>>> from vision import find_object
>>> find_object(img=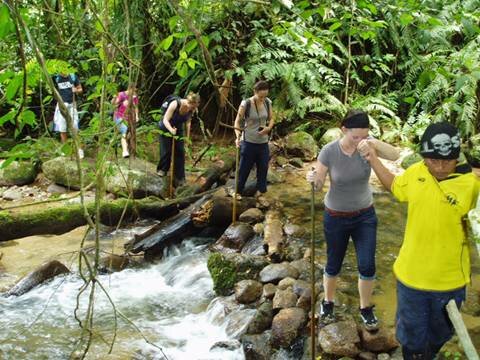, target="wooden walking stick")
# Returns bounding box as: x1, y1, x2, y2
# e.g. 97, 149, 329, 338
232, 143, 240, 224
309, 167, 317, 359
169, 136, 176, 198
446, 300, 479, 360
